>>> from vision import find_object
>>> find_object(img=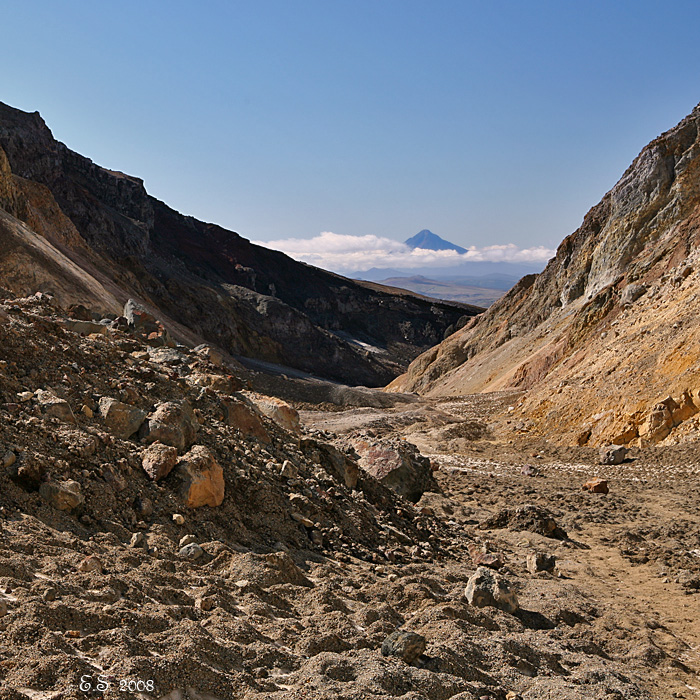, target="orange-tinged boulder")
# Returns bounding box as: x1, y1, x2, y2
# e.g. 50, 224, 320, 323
178, 445, 224, 508
582, 478, 609, 494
